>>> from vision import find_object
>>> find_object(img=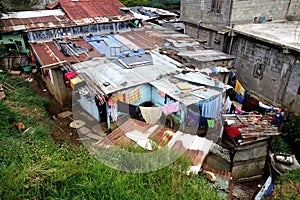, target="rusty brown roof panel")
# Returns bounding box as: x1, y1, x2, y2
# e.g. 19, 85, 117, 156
59, 0, 125, 20
30, 38, 103, 66
97, 118, 176, 149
